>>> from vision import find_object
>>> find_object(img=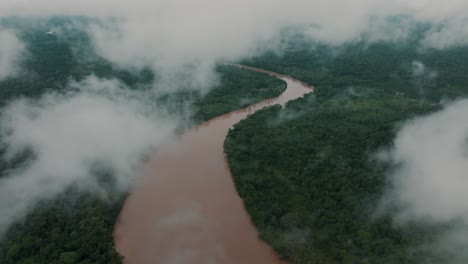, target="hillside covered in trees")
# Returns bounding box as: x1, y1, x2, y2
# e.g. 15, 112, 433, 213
244, 38, 468, 103
225, 91, 439, 263
225, 38, 468, 263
